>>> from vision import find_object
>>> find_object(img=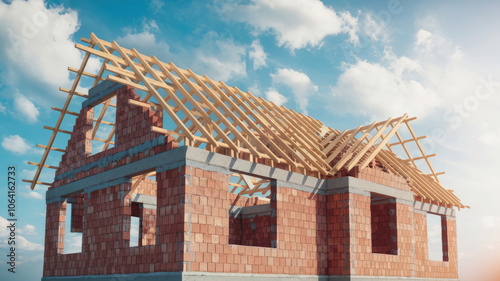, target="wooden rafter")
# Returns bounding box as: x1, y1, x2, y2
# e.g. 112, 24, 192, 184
27, 33, 466, 209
